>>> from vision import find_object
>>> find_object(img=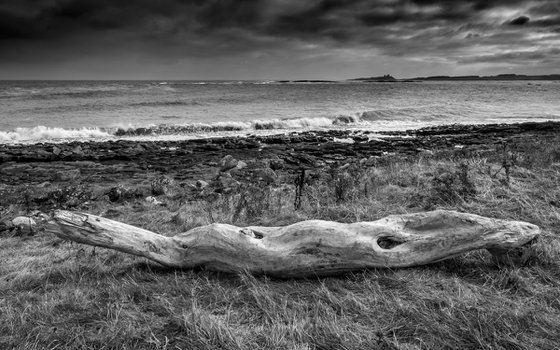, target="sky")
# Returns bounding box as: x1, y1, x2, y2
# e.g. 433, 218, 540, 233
0, 0, 559, 80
